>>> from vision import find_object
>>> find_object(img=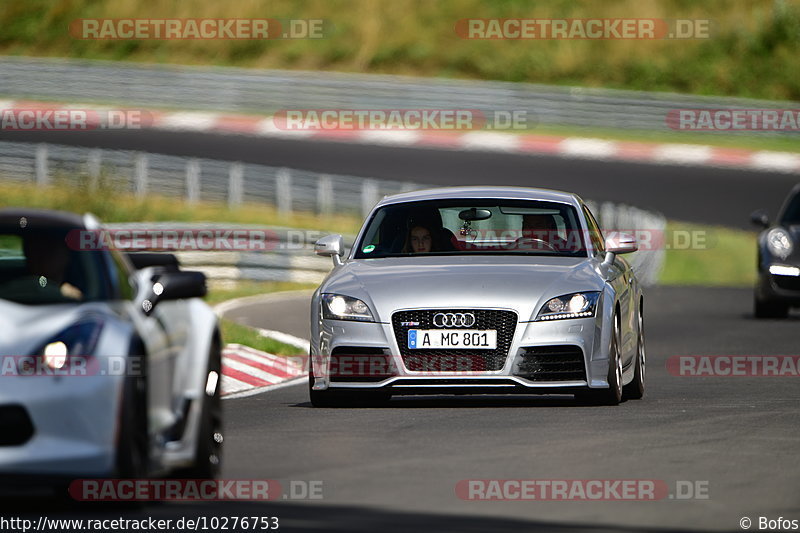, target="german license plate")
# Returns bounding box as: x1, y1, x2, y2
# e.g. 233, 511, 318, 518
408, 329, 497, 349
